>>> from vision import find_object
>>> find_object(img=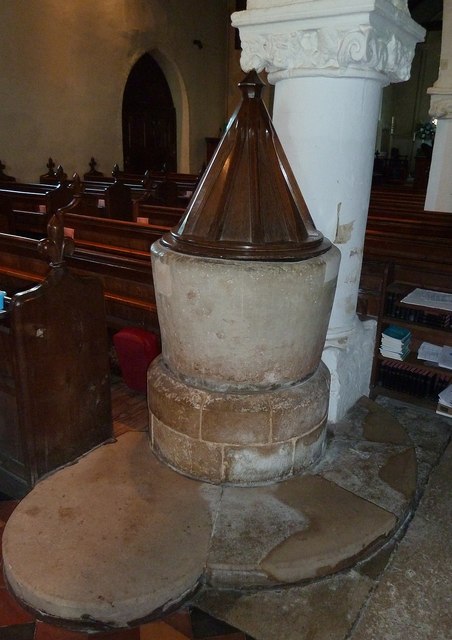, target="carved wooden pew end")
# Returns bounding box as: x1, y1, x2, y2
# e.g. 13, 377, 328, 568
0, 212, 113, 498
